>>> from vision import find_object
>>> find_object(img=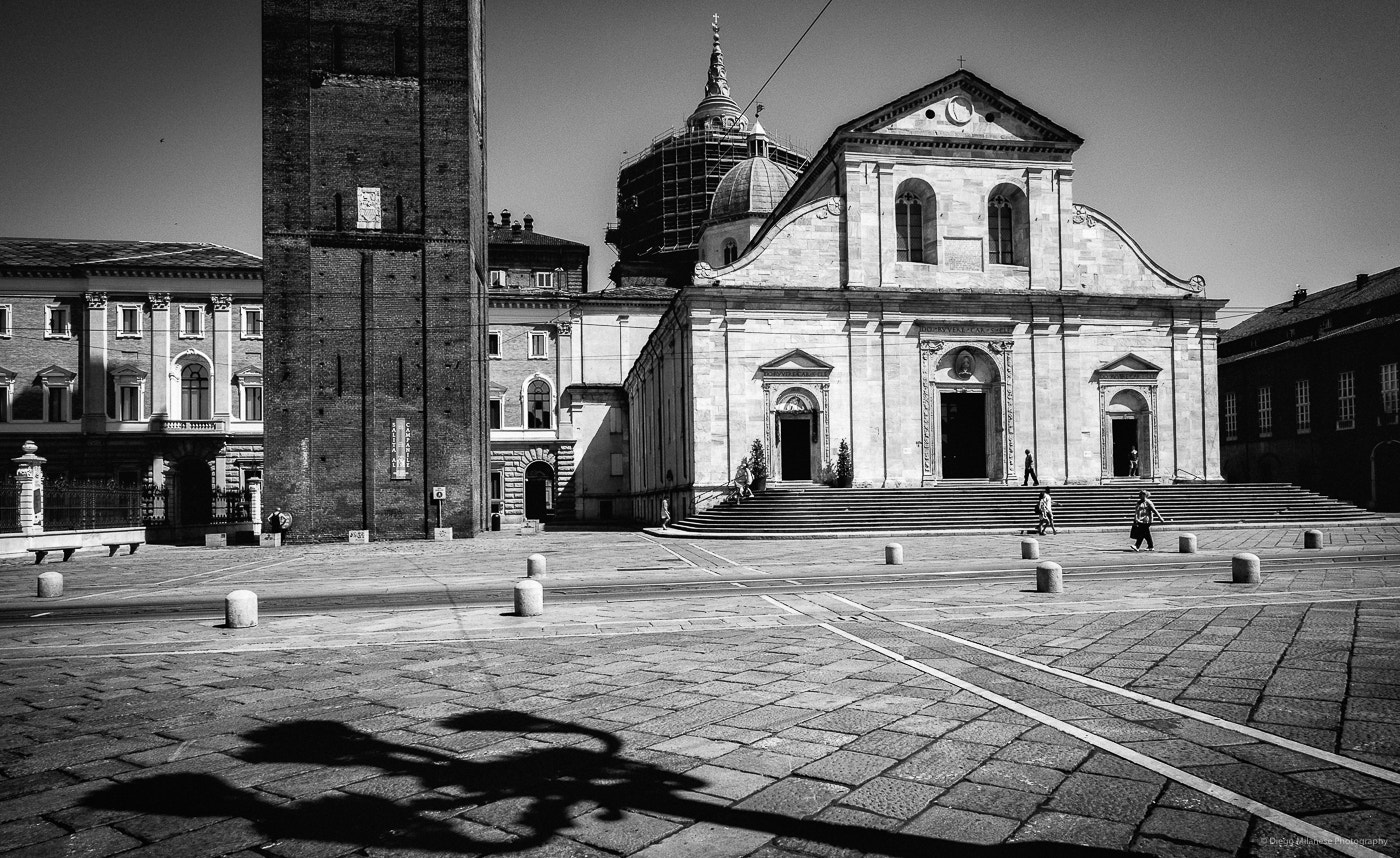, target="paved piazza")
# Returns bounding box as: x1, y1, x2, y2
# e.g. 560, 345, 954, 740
2, 525, 1399, 857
